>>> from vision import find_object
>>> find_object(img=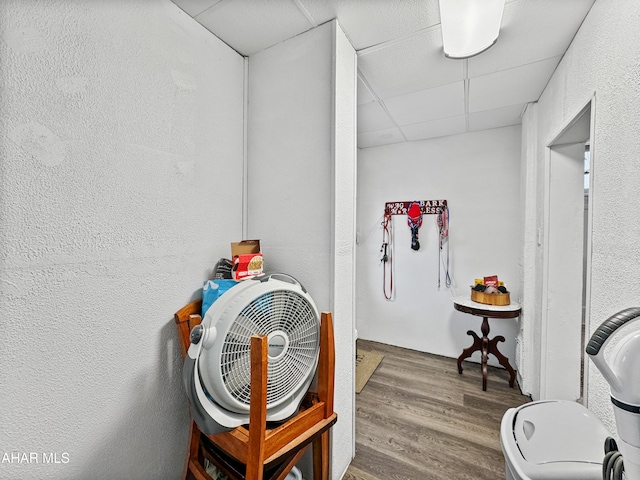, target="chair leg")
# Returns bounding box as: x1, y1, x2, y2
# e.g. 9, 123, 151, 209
312, 430, 330, 480
183, 422, 200, 480
318, 312, 335, 417
246, 335, 268, 480
184, 421, 214, 480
